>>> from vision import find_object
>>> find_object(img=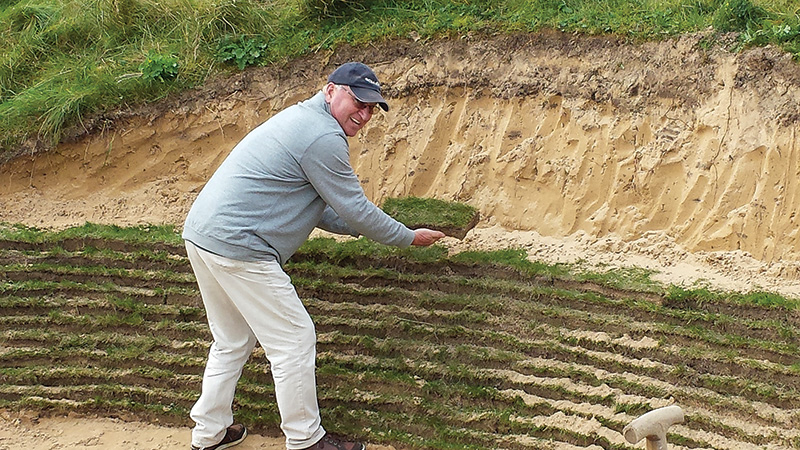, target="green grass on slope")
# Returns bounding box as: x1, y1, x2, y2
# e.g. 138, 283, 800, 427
1, 0, 800, 157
